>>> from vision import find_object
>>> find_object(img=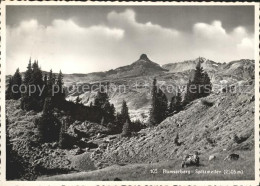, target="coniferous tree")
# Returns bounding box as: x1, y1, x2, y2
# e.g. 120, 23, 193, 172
183, 58, 212, 104
55, 70, 65, 102
47, 69, 55, 97
21, 59, 45, 111
102, 101, 115, 124
42, 74, 48, 99
183, 79, 192, 105
6, 69, 22, 100
59, 120, 68, 149
121, 120, 131, 137
158, 90, 168, 122
149, 78, 159, 125
94, 86, 115, 123
30, 61, 44, 110
192, 59, 204, 99
6, 77, 13, 100
12, 68, 22, 100
36, 98, 61, 142
108, 103, 116, 122
94, 86, 109, 108
201, 72, 212, 97
168, 88, 182, 115
23, 58, 32, 85
120, 100, 130, 123
149, 78, 168, 125
43, 74, 48, 85
175, 92, 182, 111
21, 59, 32, 109
114, 100, 130, 133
